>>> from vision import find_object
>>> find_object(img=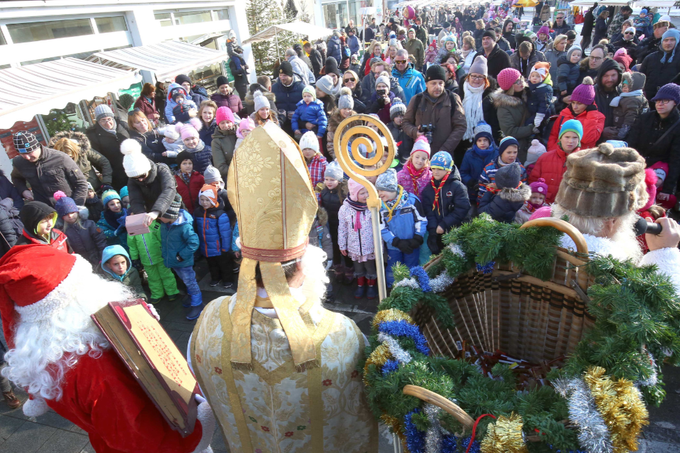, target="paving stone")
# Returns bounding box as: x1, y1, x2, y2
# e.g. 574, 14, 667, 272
36, 429, 89, 453
0, 420, 56, 453
33, 410, 76, 431
0, 414, 25, 441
